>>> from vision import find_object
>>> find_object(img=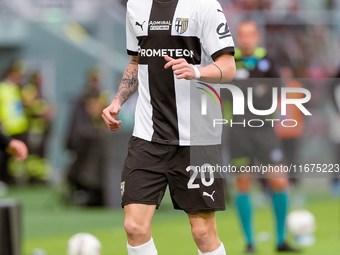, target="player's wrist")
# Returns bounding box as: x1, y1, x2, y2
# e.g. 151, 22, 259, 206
111, 99, 122, 107
192, 65, 201, 80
